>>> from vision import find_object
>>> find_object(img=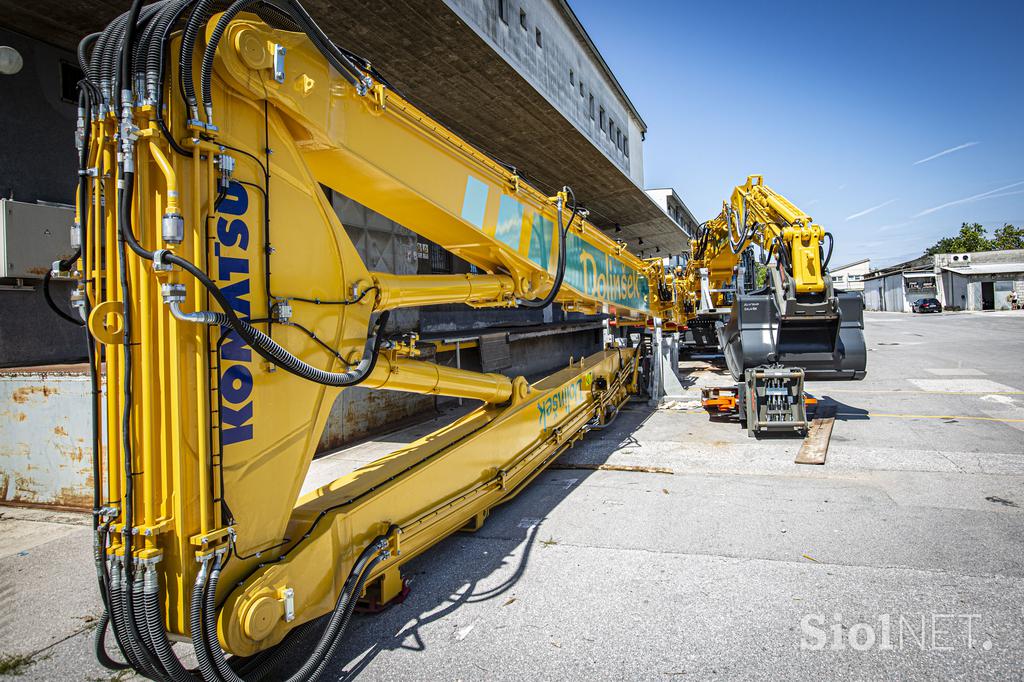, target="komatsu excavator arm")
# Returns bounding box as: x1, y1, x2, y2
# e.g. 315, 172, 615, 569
678, 175, 866, 381
65, 3, 669, 678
